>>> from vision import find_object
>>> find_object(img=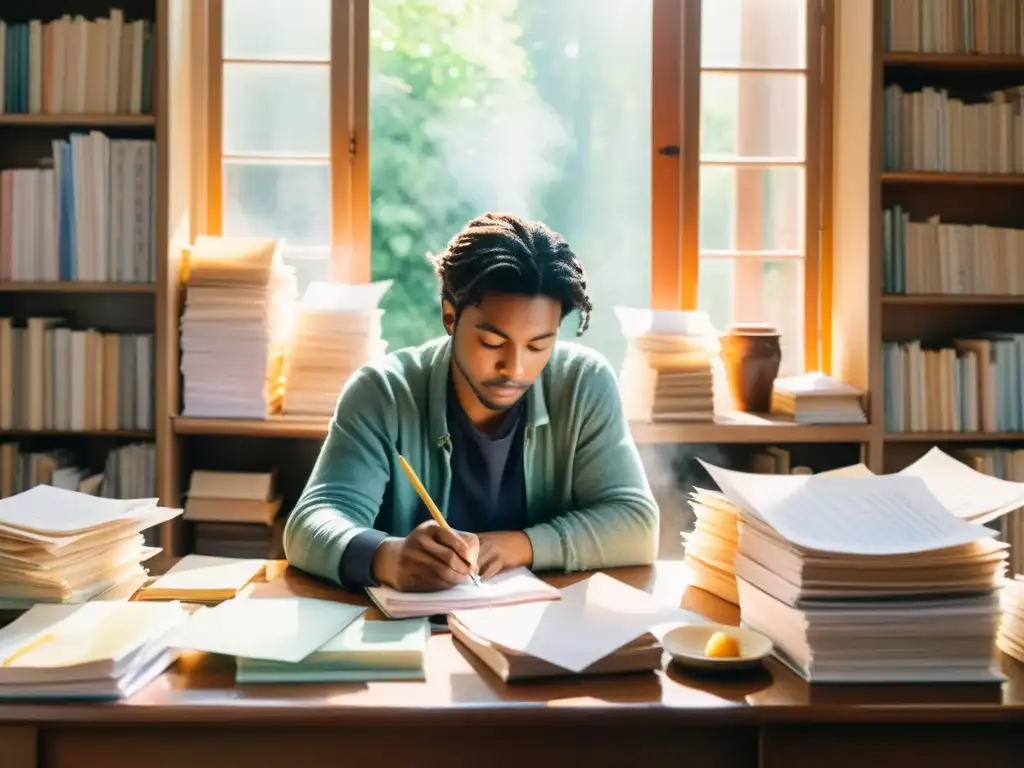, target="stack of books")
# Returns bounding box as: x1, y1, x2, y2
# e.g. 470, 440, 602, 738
183, 469, 283, 558
0, 601, 189, 700
282, 281, 391, 417
179, 236, 297, 419
770, 372, 867, 424
682, 488, 740, 605
701, 459, 1013, 683
997, 576, 1024, 663
0, 485, 180, 609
